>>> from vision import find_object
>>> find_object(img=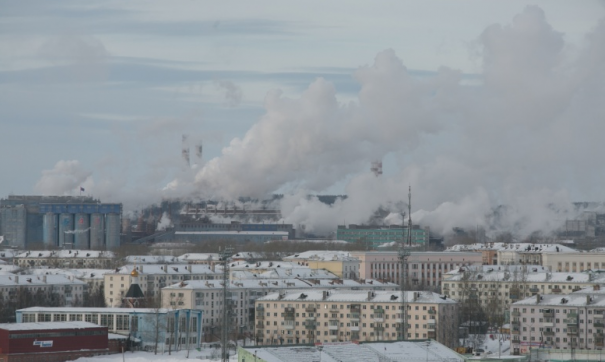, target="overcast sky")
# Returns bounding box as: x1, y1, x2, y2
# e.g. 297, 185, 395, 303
1, 1, 604, 235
